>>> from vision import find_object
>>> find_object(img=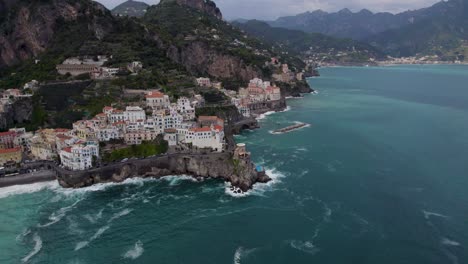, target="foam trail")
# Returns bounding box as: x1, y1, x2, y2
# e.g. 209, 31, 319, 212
0, 181, 58, 199
442, 238, 461, 247
108, 208, 133, 223
123, 241, 144, 260
74, 225, 110, 251
288, 240, 320, 255
422, 210, 449, 220
38, 199, 81, 228
21, 233, 42, 263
